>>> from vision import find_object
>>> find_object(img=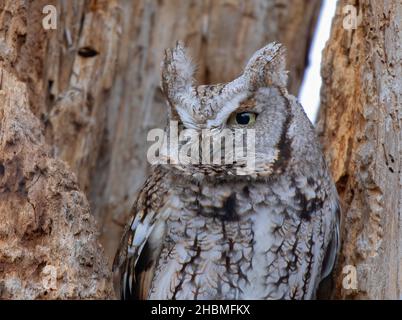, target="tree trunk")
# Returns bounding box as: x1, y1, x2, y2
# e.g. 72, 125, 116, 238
0, 1, 113, 298
0, 0, 321, 299
317, 0, 402, 299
